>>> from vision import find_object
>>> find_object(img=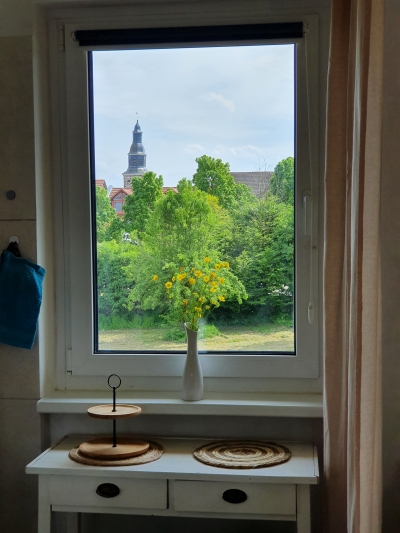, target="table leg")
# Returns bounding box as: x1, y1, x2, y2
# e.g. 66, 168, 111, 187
38, 476, 51, 533
296, 485, 311, 533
